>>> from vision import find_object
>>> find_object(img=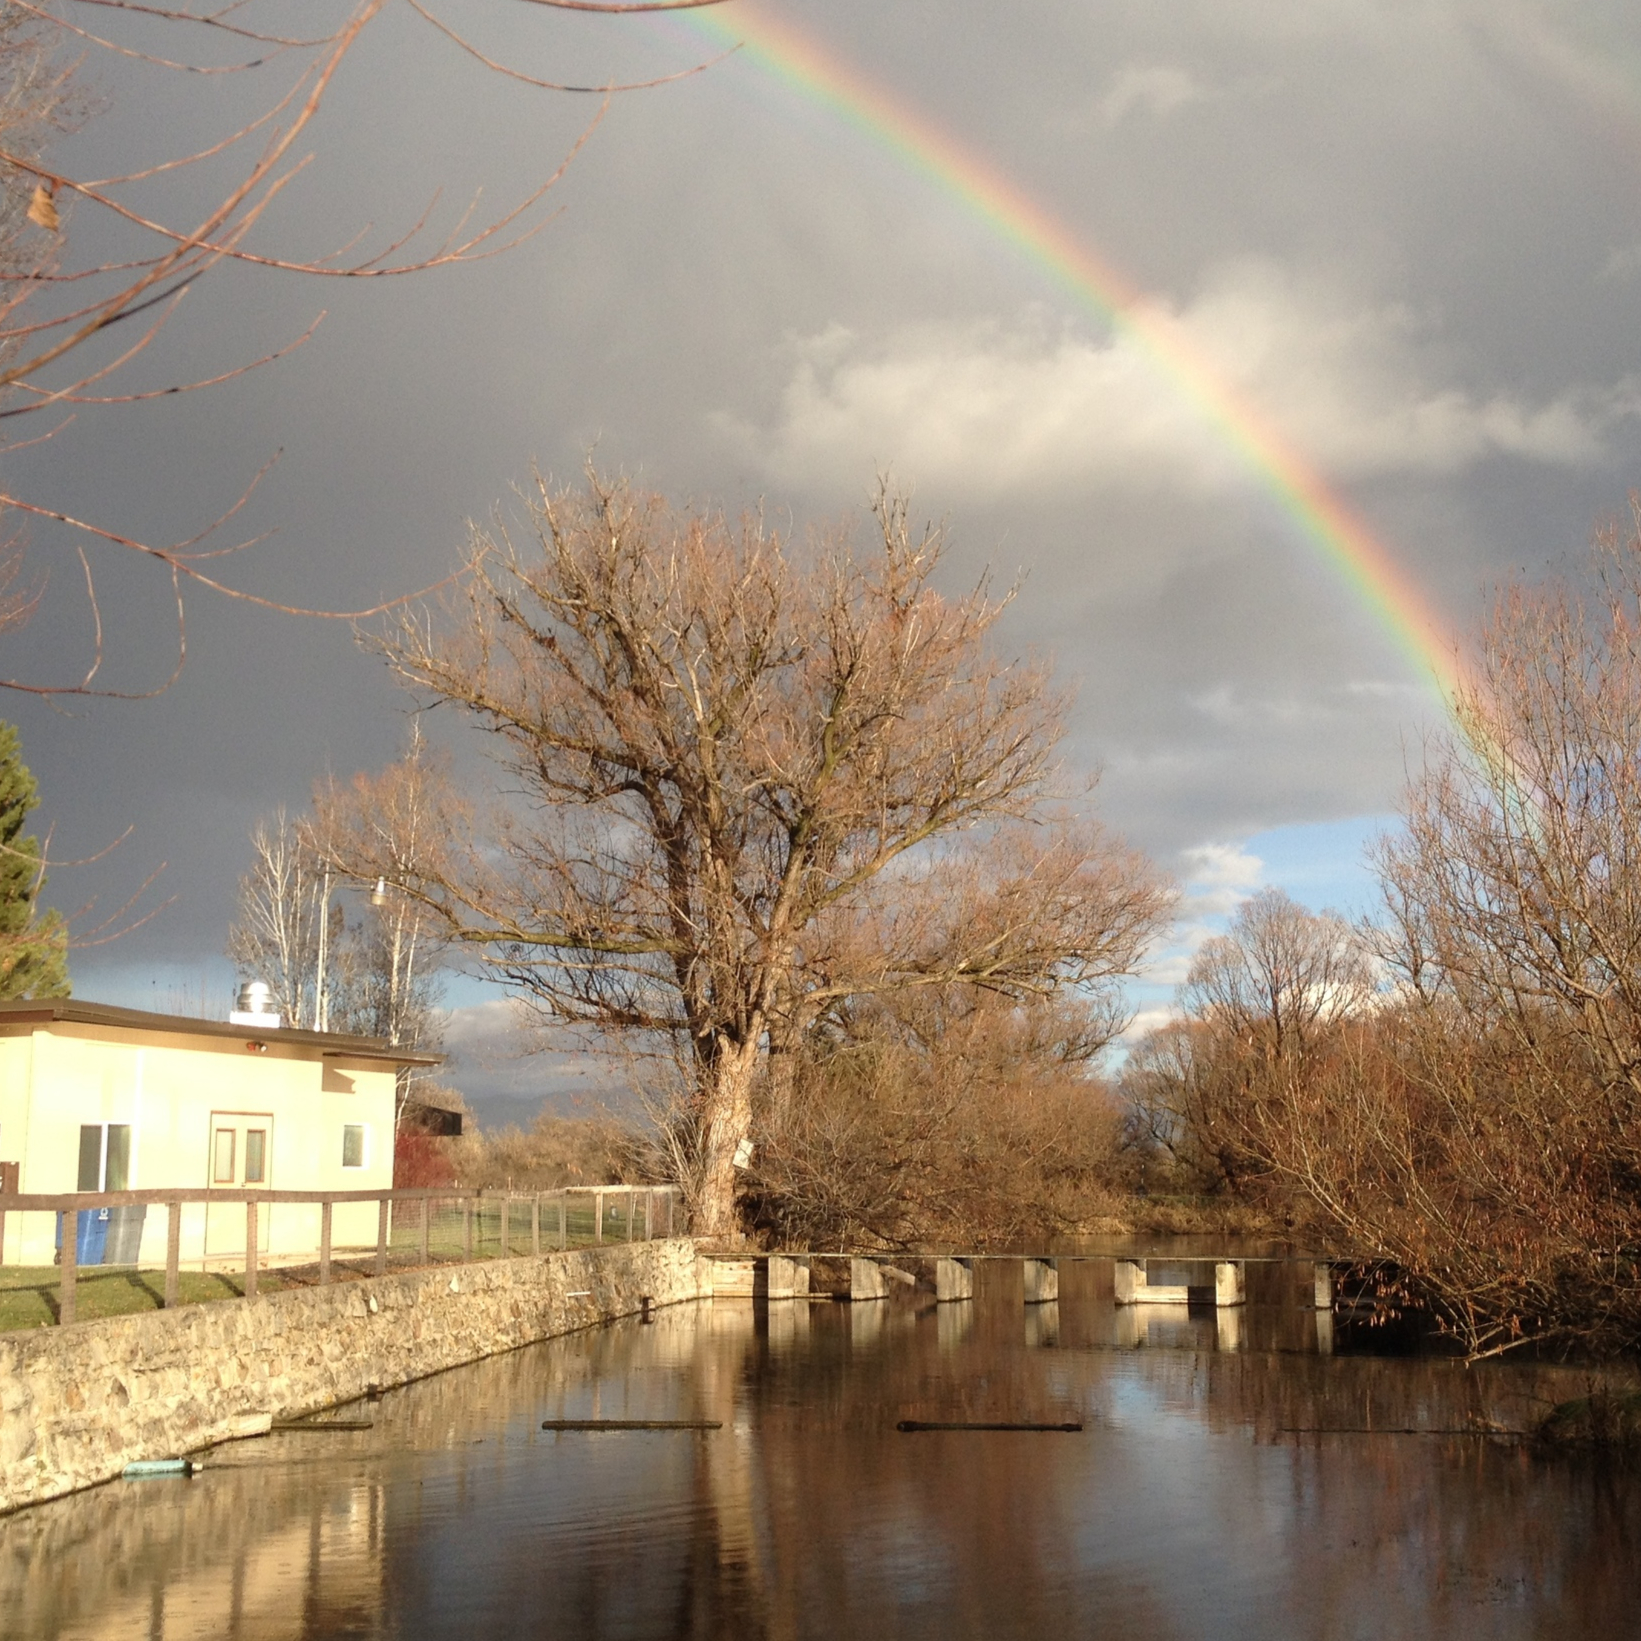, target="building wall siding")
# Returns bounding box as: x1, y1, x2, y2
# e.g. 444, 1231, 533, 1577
0, 1024, 398, 1265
